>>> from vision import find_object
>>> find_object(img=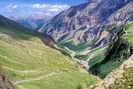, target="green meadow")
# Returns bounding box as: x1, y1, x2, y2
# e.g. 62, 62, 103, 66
0, 22, 97, 89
